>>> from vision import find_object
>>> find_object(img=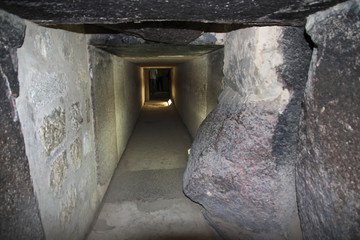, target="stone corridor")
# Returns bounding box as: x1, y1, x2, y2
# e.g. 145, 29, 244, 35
87, 101, 221, 240
1, 1, 359, 239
